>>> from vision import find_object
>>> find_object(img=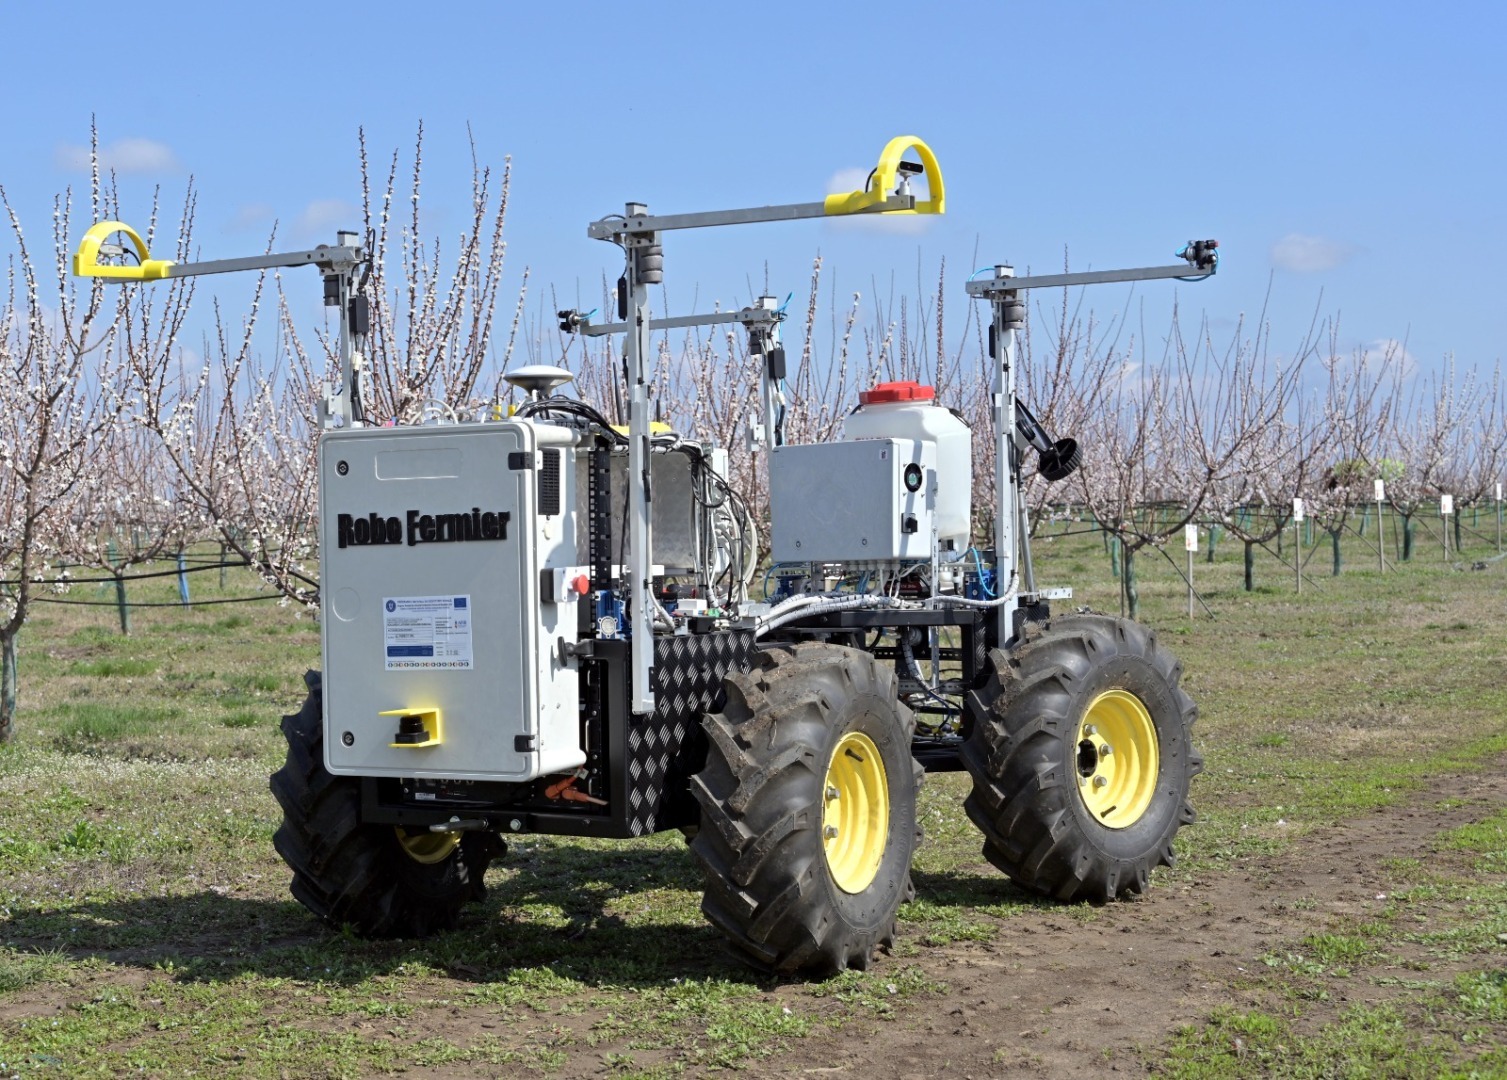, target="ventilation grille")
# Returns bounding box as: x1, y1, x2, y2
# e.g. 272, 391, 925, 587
539, 448, 561, 517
